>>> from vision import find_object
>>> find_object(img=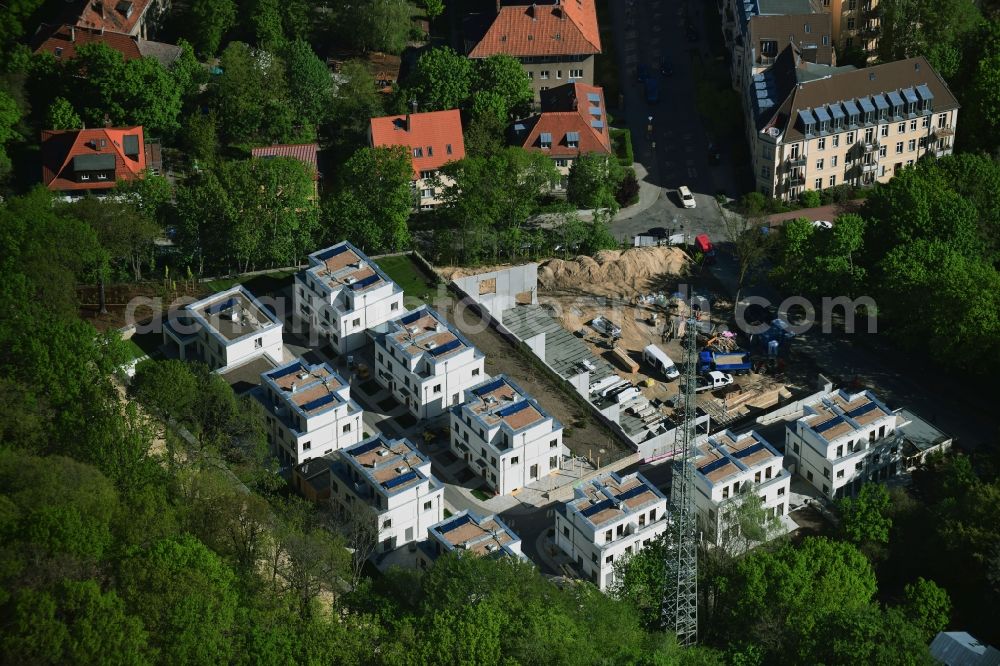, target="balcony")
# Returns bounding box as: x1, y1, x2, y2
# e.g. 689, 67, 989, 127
785, 156, 806, 169
933, 124, 956, 138
862, 162, 879, 173
788, 174, 805, 187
